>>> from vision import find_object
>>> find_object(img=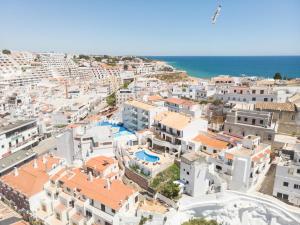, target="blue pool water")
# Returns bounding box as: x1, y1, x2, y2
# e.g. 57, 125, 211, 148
135, 150, 160, 163
97, 121, 134, 138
